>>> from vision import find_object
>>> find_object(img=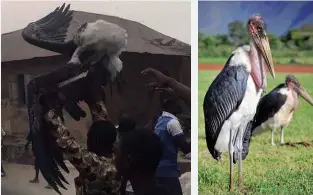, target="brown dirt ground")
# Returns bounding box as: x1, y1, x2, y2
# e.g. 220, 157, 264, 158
198, 64, 313, 73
